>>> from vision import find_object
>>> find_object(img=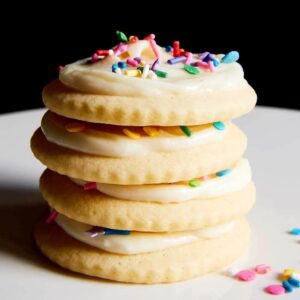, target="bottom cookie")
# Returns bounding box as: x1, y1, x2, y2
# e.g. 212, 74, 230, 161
34, 219, 250, 284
